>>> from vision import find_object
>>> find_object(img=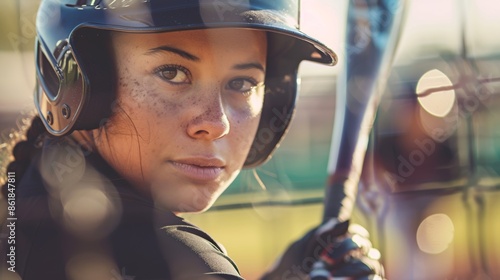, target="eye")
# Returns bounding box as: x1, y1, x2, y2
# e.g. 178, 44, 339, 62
226, 78, 259, 95
154, 65, 191, 85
